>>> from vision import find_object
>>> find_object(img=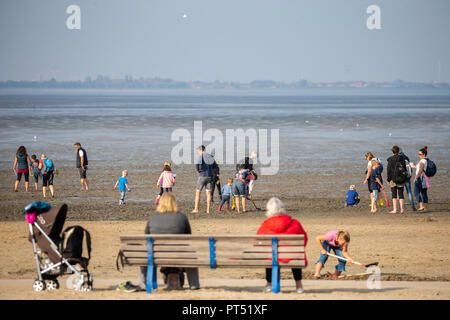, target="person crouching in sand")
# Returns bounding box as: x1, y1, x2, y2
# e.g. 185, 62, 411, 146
314, 230, 353, 278
345, 185, 360, 207
114, 170, 131, 205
